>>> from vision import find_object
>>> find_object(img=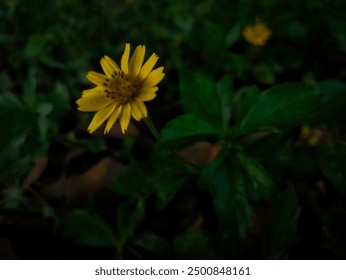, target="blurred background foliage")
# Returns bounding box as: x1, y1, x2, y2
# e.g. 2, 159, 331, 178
0, 0, 346, 259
